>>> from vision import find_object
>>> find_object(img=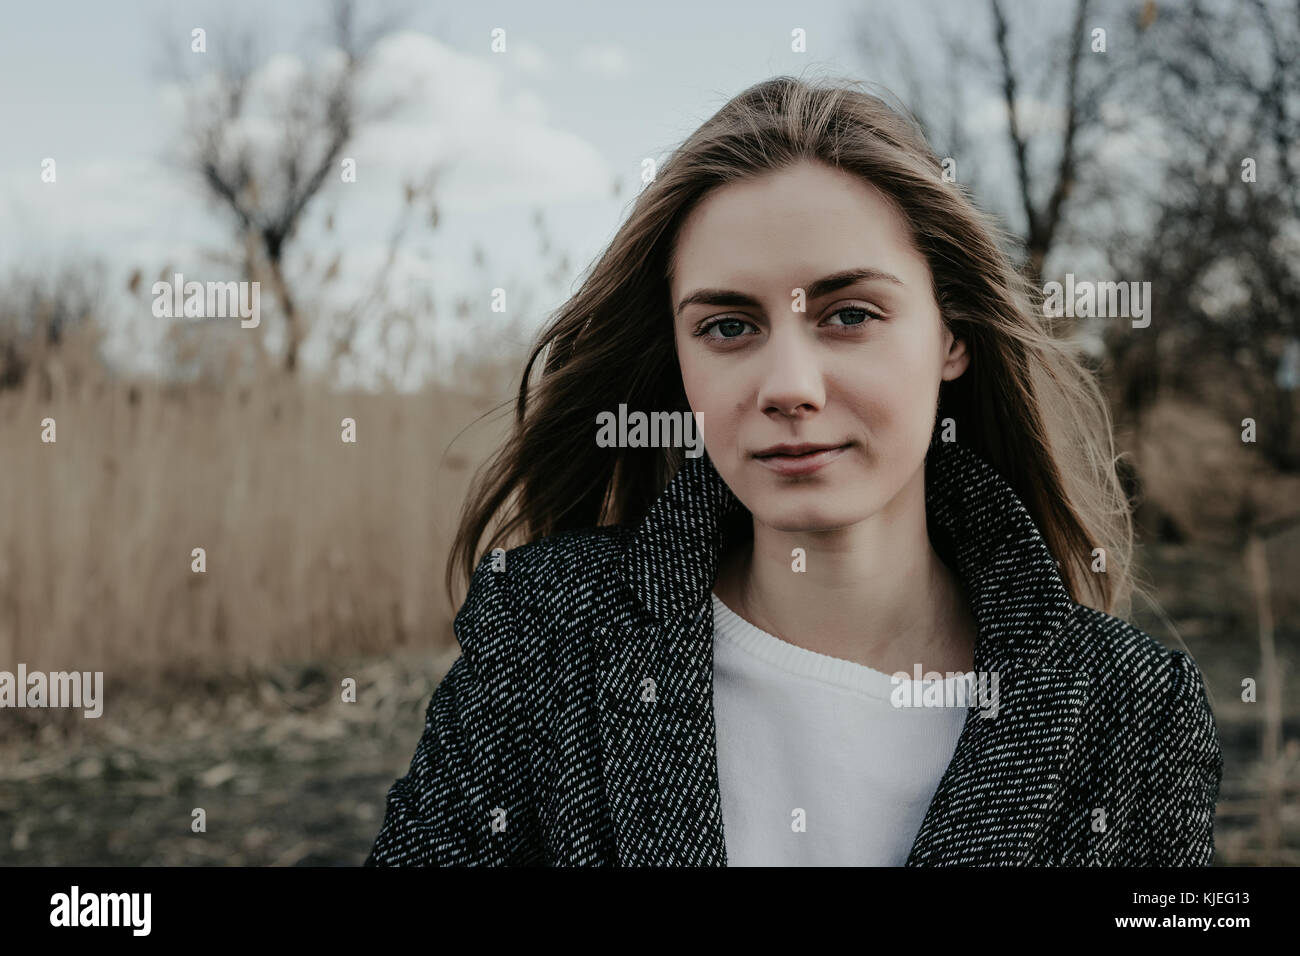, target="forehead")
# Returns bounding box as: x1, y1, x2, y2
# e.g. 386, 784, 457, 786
669, 160, 925, 297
